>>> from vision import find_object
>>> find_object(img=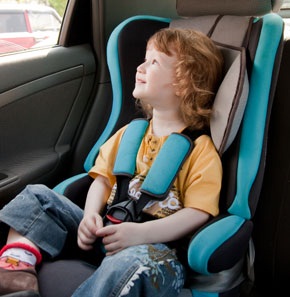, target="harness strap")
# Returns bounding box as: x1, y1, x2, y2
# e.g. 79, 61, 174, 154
141, 133, 193, 198
113, 119, 149, 204
105, 119, 208, 224
113, 119, 149, 176
131, 132, 194, 219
